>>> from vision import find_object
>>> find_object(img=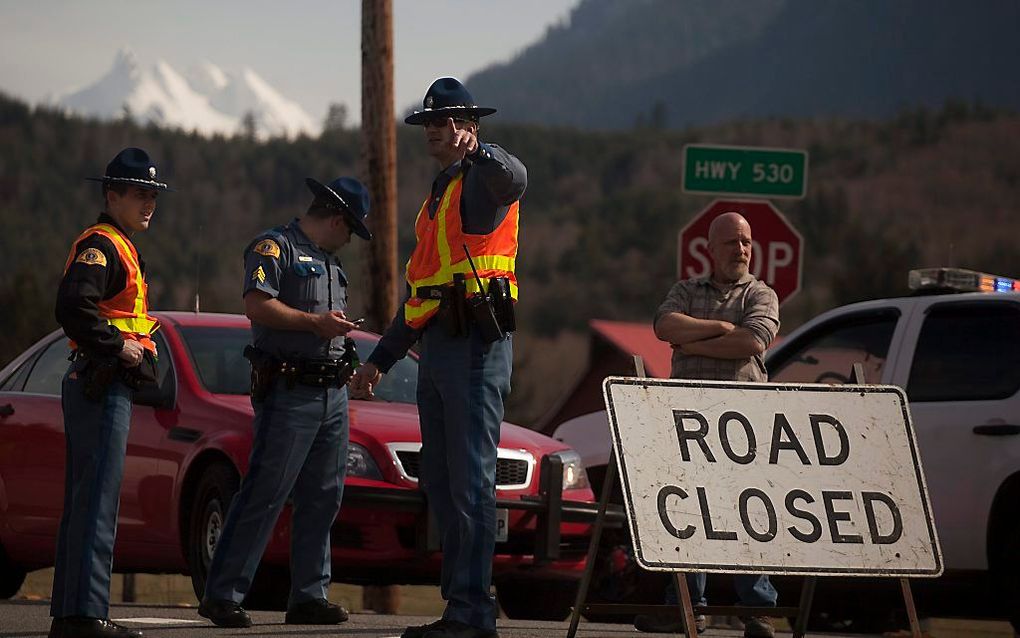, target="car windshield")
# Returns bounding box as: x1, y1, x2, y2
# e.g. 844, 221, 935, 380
176, 326, 418, 404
